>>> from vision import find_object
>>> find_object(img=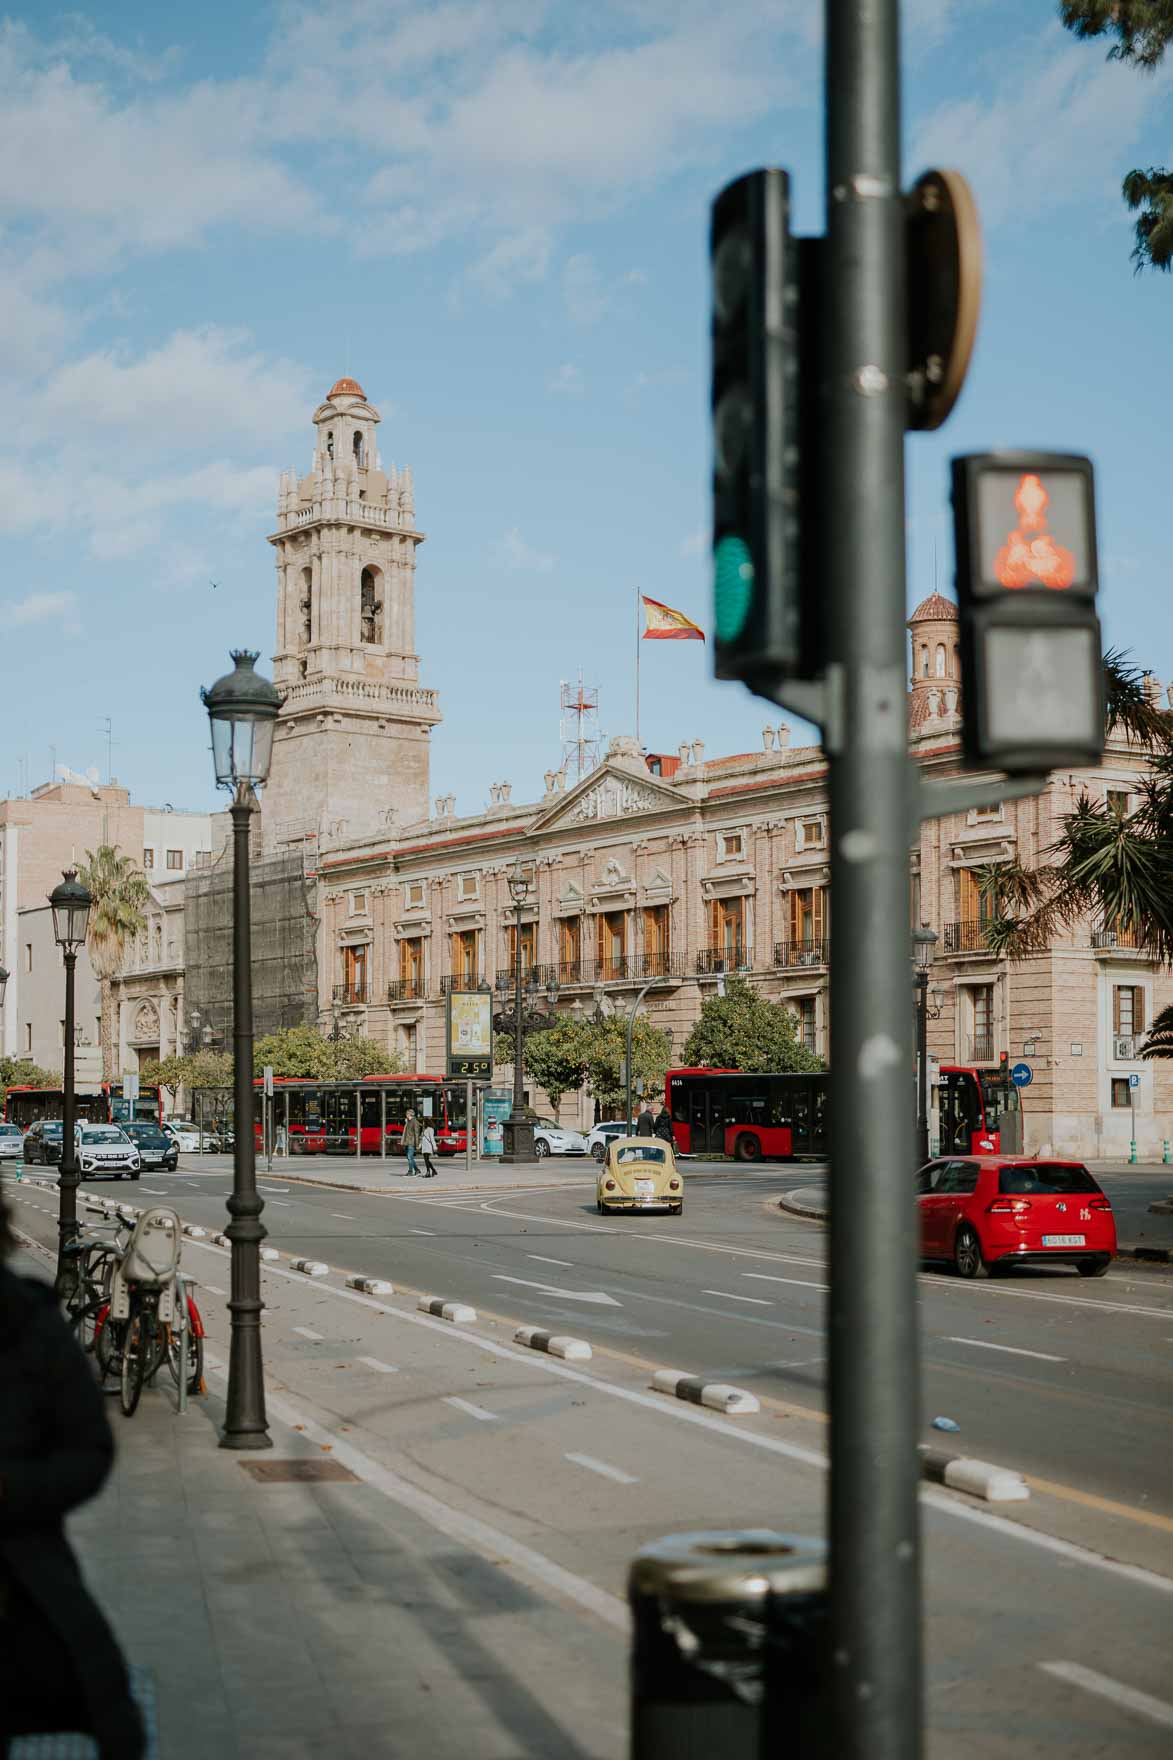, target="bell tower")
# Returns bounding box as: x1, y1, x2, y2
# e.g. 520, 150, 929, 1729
263, 377, 441, 846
